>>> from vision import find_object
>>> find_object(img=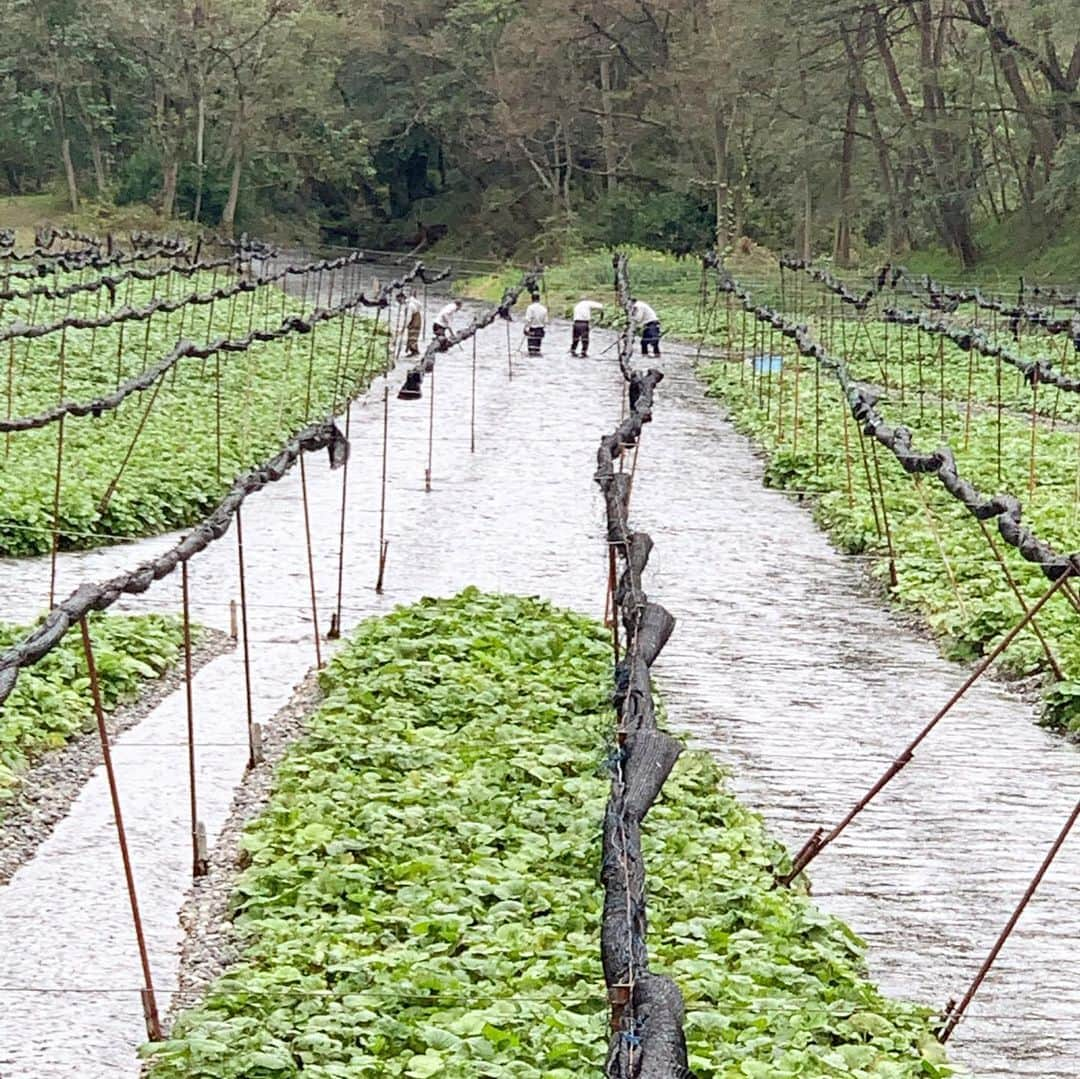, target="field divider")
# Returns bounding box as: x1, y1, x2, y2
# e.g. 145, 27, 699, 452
597, 252, 694, 1077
